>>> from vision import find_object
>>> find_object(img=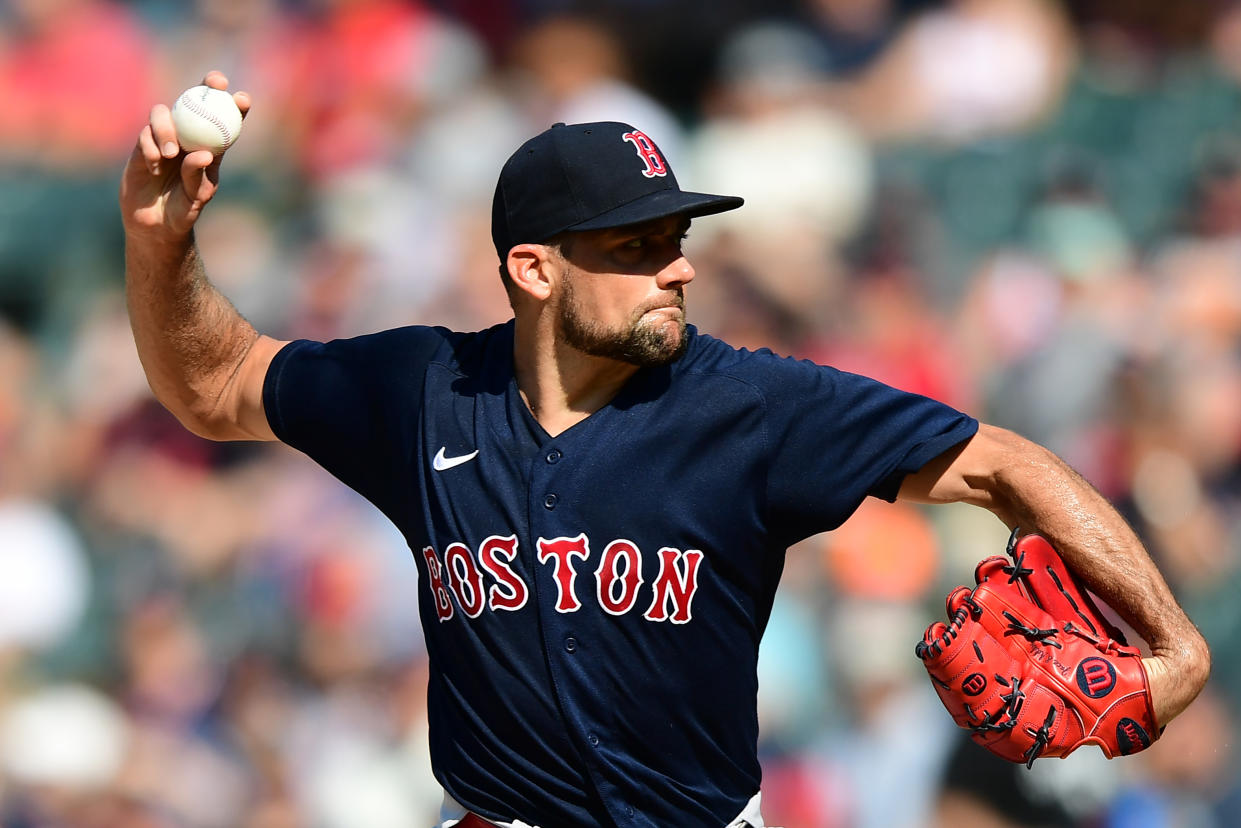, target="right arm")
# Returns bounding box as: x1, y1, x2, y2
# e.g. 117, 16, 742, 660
120, 71, 286, 441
